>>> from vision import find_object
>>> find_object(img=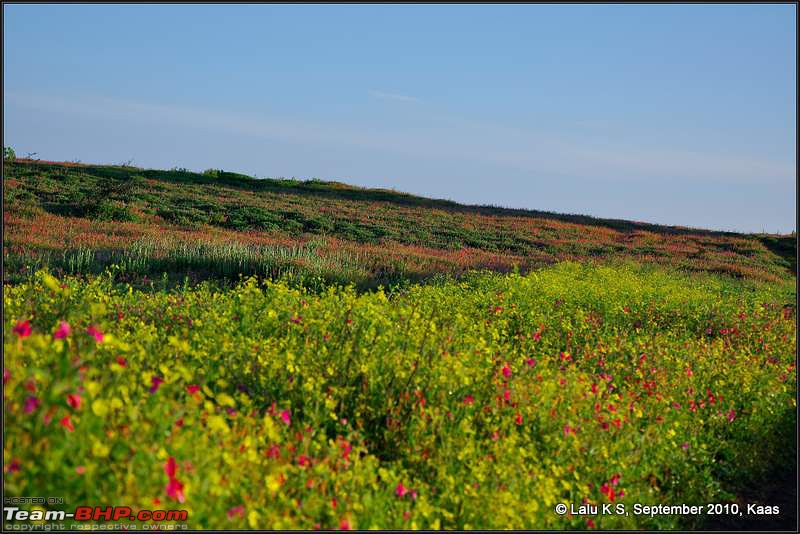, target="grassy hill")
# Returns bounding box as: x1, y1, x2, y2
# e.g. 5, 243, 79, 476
3, 159, 796, 287
3, 158, 796, 529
